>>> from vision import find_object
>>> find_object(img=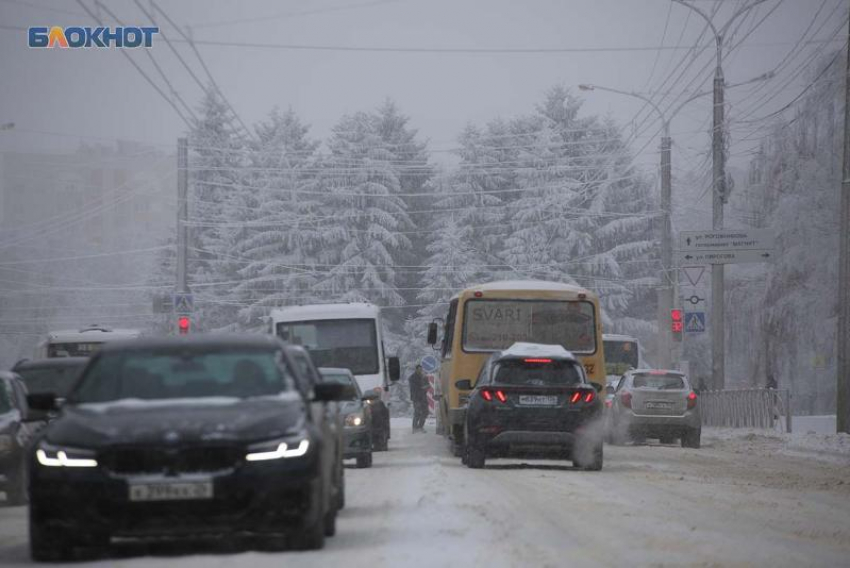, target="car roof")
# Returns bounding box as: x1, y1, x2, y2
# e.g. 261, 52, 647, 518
496, 342, 577, 362
13, 357, 89, 370
270, 302, 380, 322
95, 334, 283, 353
627, 368, 686, 376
